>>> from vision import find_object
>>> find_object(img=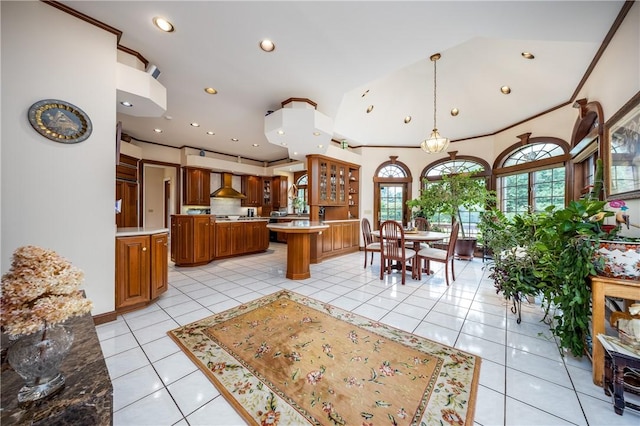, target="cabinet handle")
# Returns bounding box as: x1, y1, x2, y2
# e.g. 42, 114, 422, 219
142, 247, 147, 251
